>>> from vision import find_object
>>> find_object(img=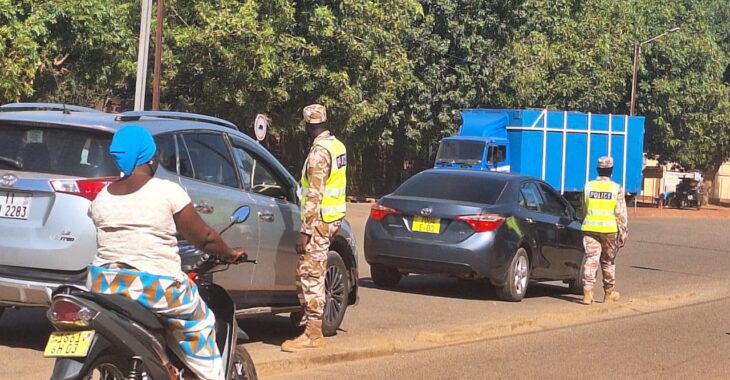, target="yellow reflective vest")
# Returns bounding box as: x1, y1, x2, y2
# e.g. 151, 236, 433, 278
581, 180, 620, 233
300, 137, 347, 223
